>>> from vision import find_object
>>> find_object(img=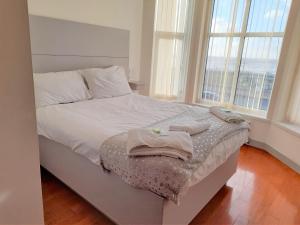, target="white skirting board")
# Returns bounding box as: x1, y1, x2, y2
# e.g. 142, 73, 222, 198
39, 136, 239, 225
